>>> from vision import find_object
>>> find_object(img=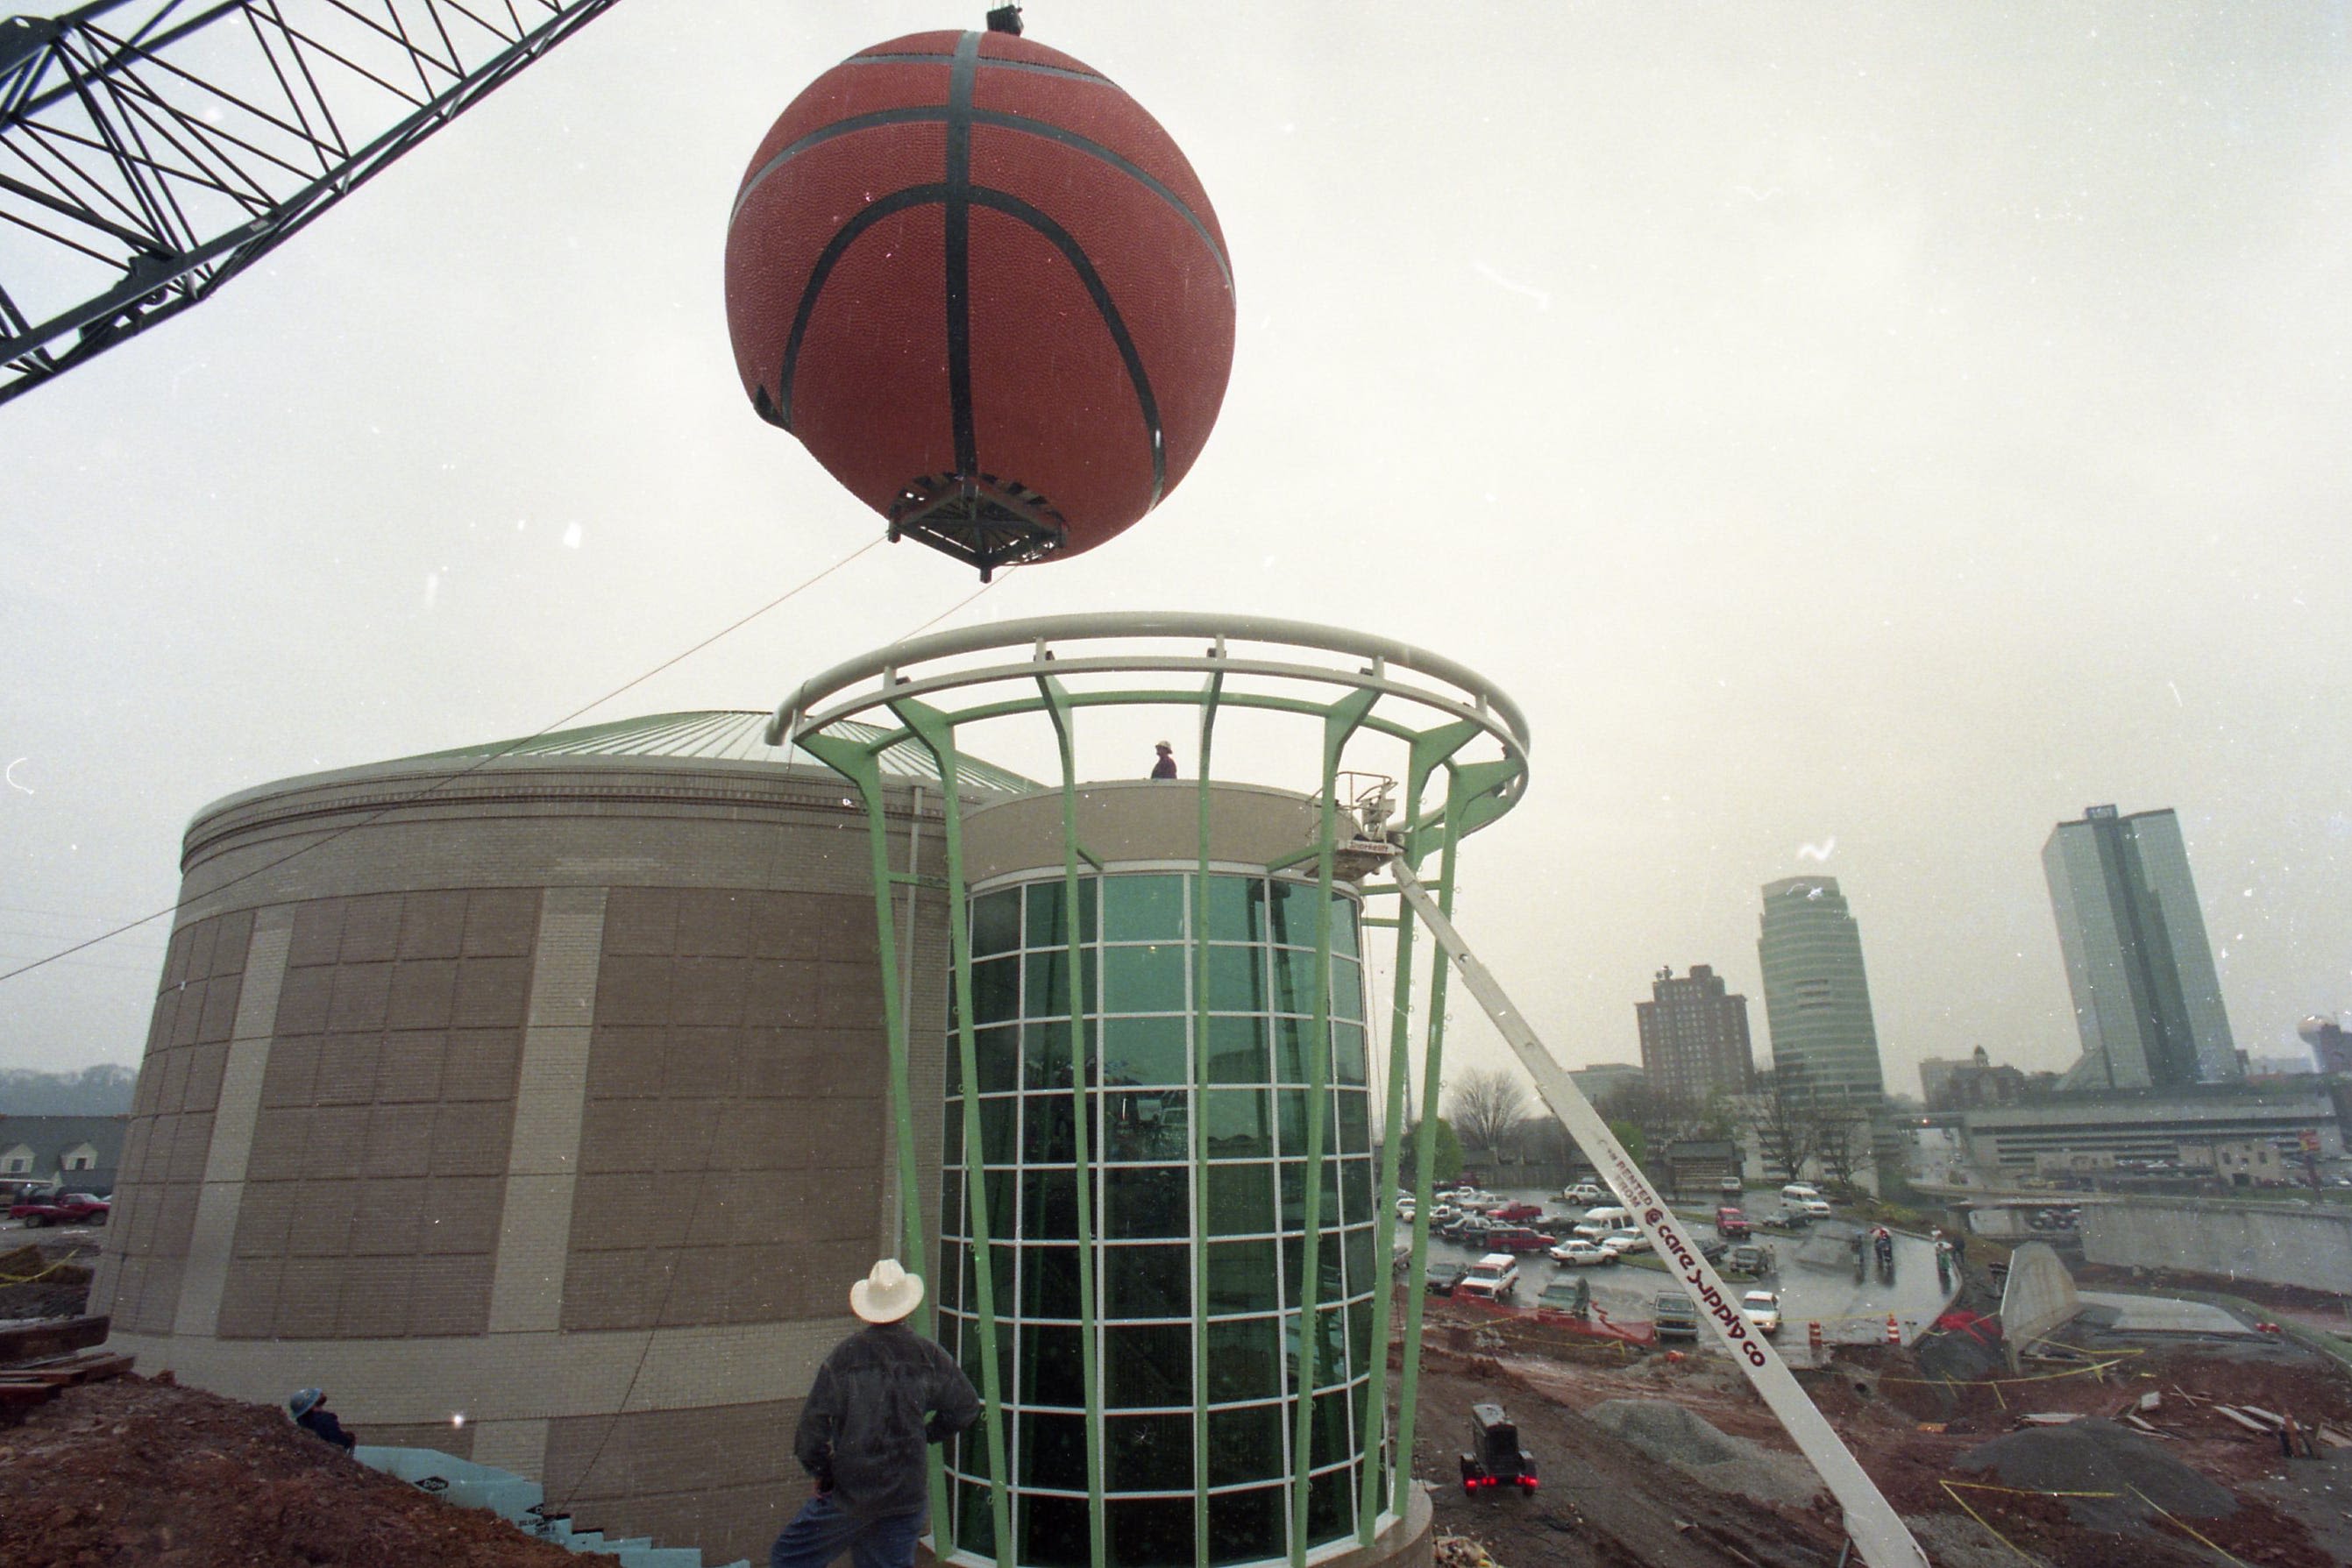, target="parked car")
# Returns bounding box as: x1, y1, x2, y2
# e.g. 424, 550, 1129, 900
1425, 1261, 1469, 1296
1715, 1206, 1751, 1239
1780, 1183, 1823, 1205
1456, 1253, 1521, 1302
1491, 1202, 1544, 1224
1698, 1236, 1730, 1264
1652, 1292, 1701, 1341
1579, 1205, 1631, 1231
1599, 1230, 1652, 1257
1718, 1175, 1746, 1196
1460, 1401, 1538, 1494
1798, 1197, 1834, 1219
1535, 1277, 1592, 1317
1725, 1243, 1775, 1276
9, 1189, 110, 1228
1740, 1290, 1782, 1336
1427, 1203, 1460, 1227
1483, 1226, 1551, 1255
1546, 1238, 1614, 1266
1560, 1182, 1605, 1206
